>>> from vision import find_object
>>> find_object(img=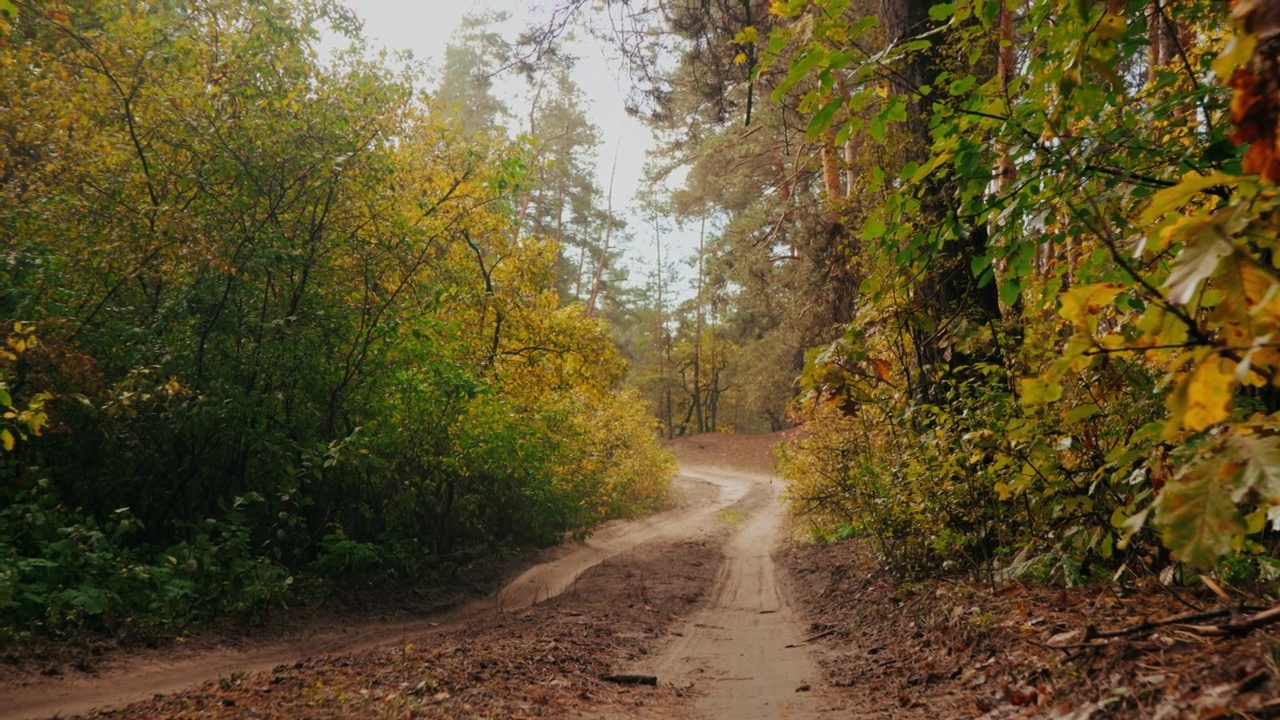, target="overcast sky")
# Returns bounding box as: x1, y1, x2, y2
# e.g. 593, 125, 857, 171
339, 1, 693, 291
